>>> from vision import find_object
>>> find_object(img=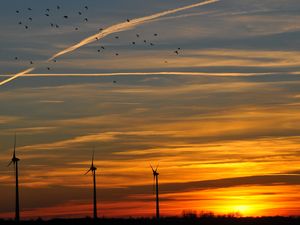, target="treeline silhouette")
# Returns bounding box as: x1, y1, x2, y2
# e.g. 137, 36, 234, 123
1, 215, 300, 225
